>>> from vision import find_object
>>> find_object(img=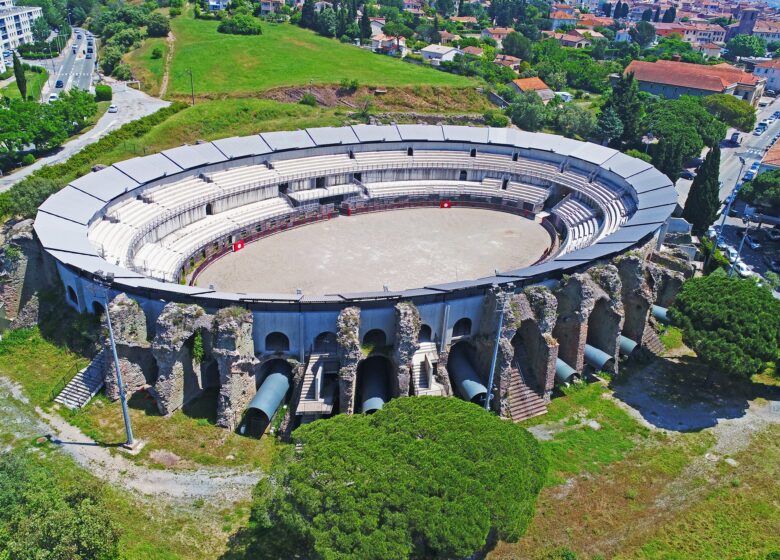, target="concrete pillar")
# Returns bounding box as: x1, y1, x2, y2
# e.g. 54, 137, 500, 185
336, 307, 361, 414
